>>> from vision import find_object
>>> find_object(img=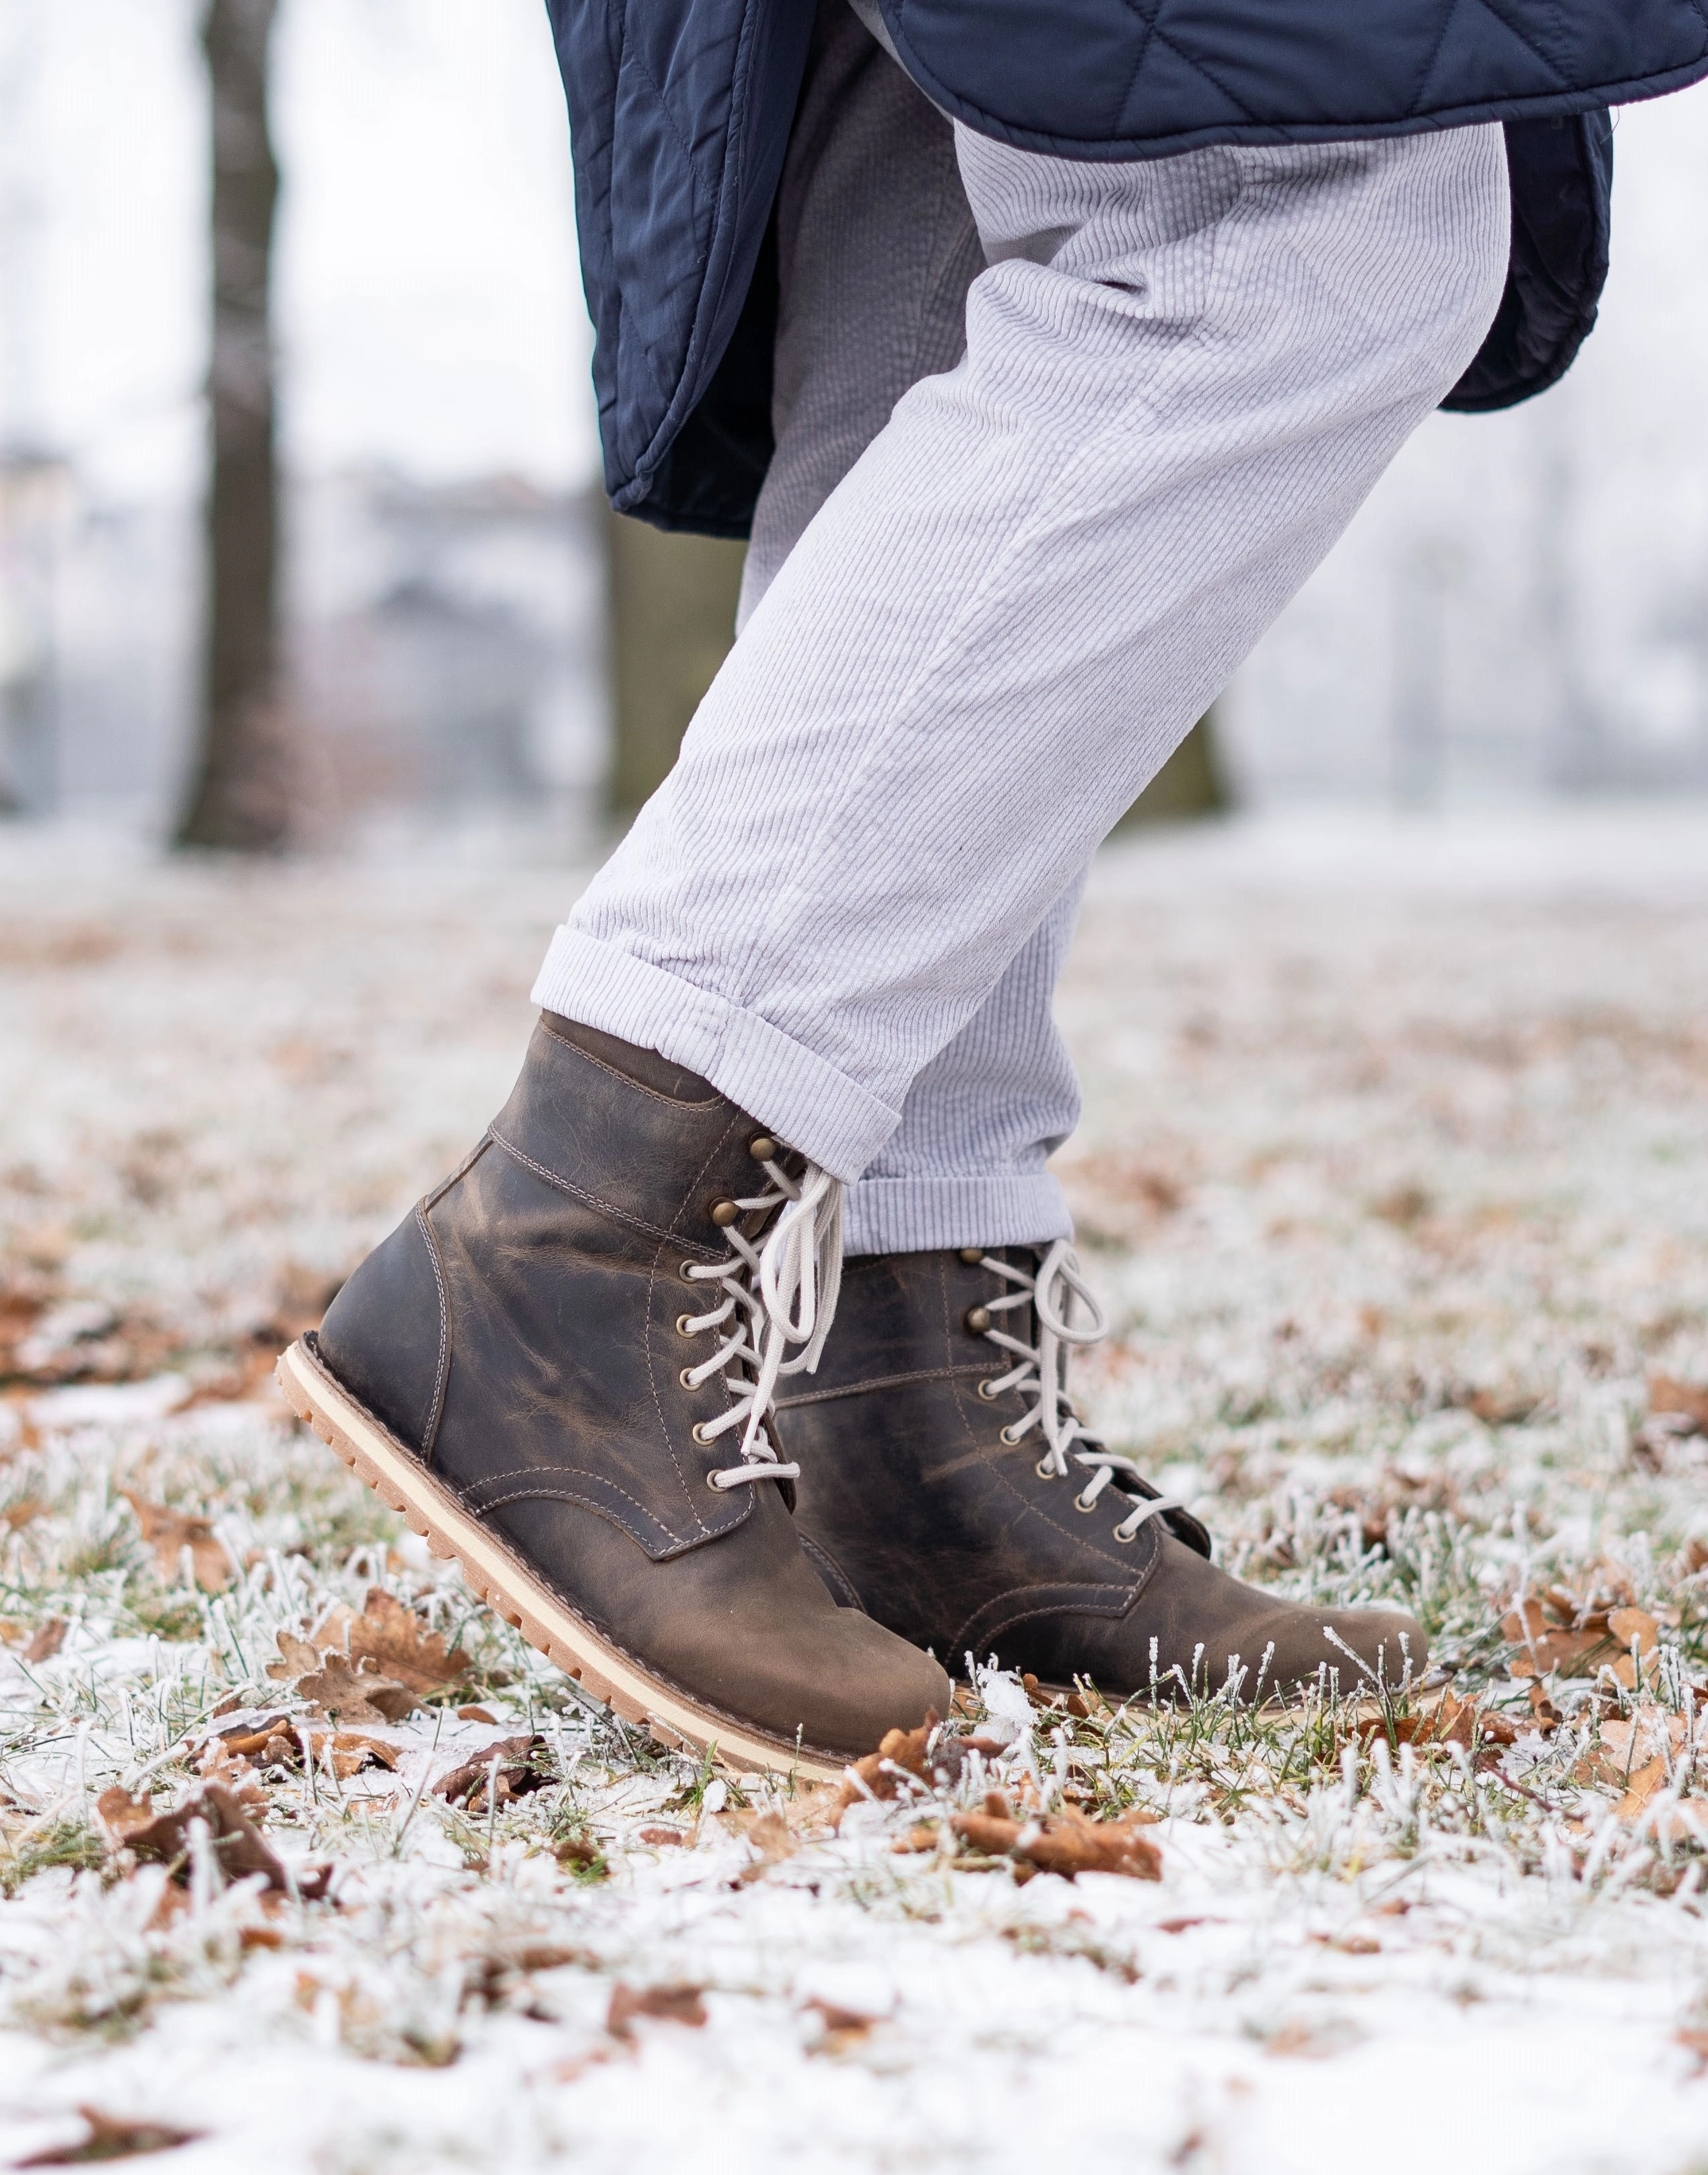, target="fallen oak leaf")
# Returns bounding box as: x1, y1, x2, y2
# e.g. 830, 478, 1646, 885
265, 1629, 322, 1684
606, 1981, 707, 2038
17, 2107, 205, 2166
120, 1490, 232, 1593
96, 1781, 332, 1897
292, 1652, 415, 1725
803, 1997, 879, 2054
22, 1617, 67, 1664
949, 1803, 1162, 1881
434, 1734, 551, 1810
732, 1809, 799, 1883
1501, 1597, 1616, 1680
1651, 1377, 1708, 1437
338, 1587, 471, 1698
833, 1715, 1004, 1820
